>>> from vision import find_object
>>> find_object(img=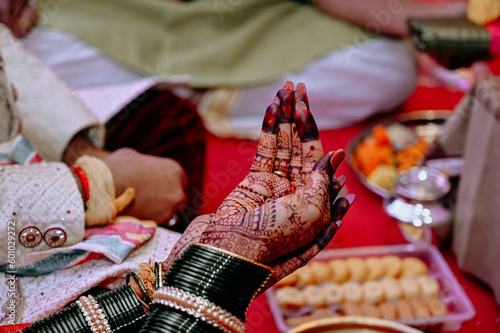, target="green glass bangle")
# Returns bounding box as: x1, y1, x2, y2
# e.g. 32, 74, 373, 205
166, 257, 257, 287
174, 247, 271, 285
167, 261, 268, 308
163, 243, 272, 321
126, 271, 153, 306
22, 304, 87, 333
138, 304, 221, 333
163, 268, 228, 295
180, 245, 267, 270
23, 282, 147, 333
180, 251, 264, 275
154, 262, 162, 290
97, 284, 146, 332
